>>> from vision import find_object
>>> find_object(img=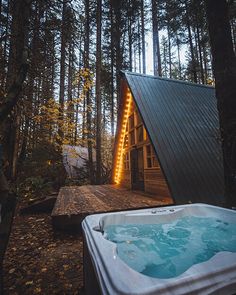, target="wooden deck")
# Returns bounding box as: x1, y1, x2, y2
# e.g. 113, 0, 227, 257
51, 184, 173, 232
